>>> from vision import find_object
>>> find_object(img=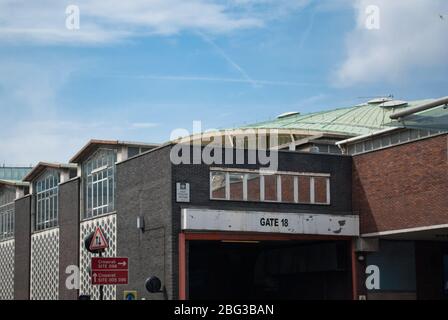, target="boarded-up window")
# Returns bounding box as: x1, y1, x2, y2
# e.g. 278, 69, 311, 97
247, 174, 261, 201
229, 173, 244, 201
264, 175, 278, 201
298, 176, 311, 203
211, 172, 226, 199
281, 175, 295, 203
